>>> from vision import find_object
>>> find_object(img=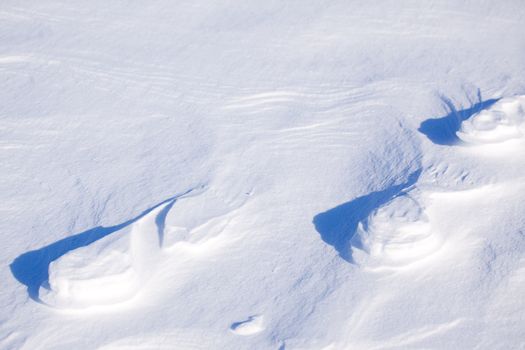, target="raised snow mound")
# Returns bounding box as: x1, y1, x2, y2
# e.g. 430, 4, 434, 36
39, 202, 170, 310
38, 187, 246, 310
351, 190, 442, 269
457, 95, 525, 144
